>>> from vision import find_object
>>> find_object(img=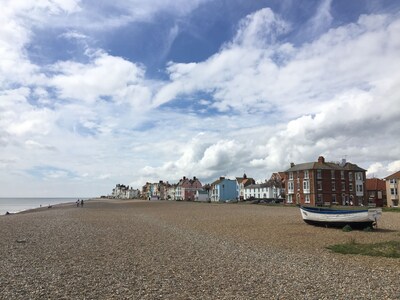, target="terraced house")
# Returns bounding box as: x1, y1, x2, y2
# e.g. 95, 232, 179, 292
284, 156, 367, 206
